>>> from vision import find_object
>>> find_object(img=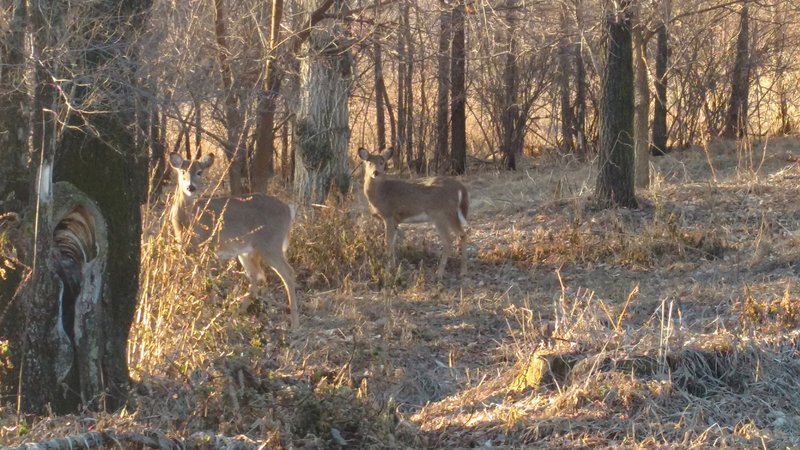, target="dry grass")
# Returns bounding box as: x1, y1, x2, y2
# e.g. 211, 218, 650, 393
5, 136, 800, 448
